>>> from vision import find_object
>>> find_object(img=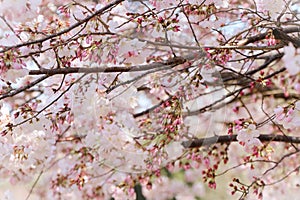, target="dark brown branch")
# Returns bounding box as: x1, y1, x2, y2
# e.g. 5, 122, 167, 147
182, 134, 300, 148
272, 28, 300, 47
238, 27, 300, 46
29, 57, 188, 75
